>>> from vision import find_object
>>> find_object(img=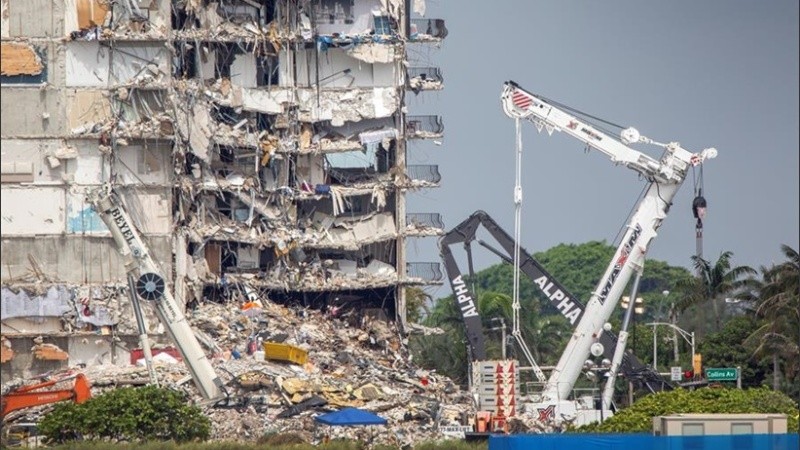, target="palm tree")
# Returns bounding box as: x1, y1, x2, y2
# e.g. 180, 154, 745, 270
744, 245, 800, 391
676, 251, 756, 333
403, 286, 432, 323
